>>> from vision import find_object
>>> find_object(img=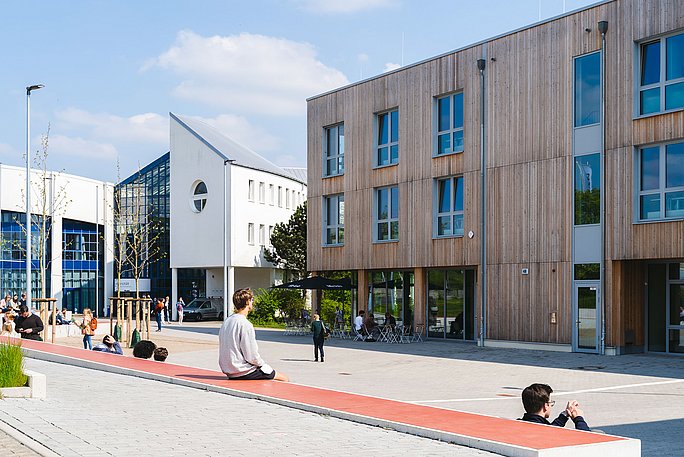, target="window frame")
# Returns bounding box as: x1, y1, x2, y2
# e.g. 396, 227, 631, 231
323, 123, 345, 177
373, 185, 399, 243
374, 108, 399, 168
635, 140, 684, 222
259, 182, 265, 204
432, 176, 465, 238
636, 30, 684, 117
322, 193, 345, 247
248, 180, 255, 202
248, 223, 255, 245
269, 184, 275, 205
433, 92, 464, 157
259, 224, 265, 245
